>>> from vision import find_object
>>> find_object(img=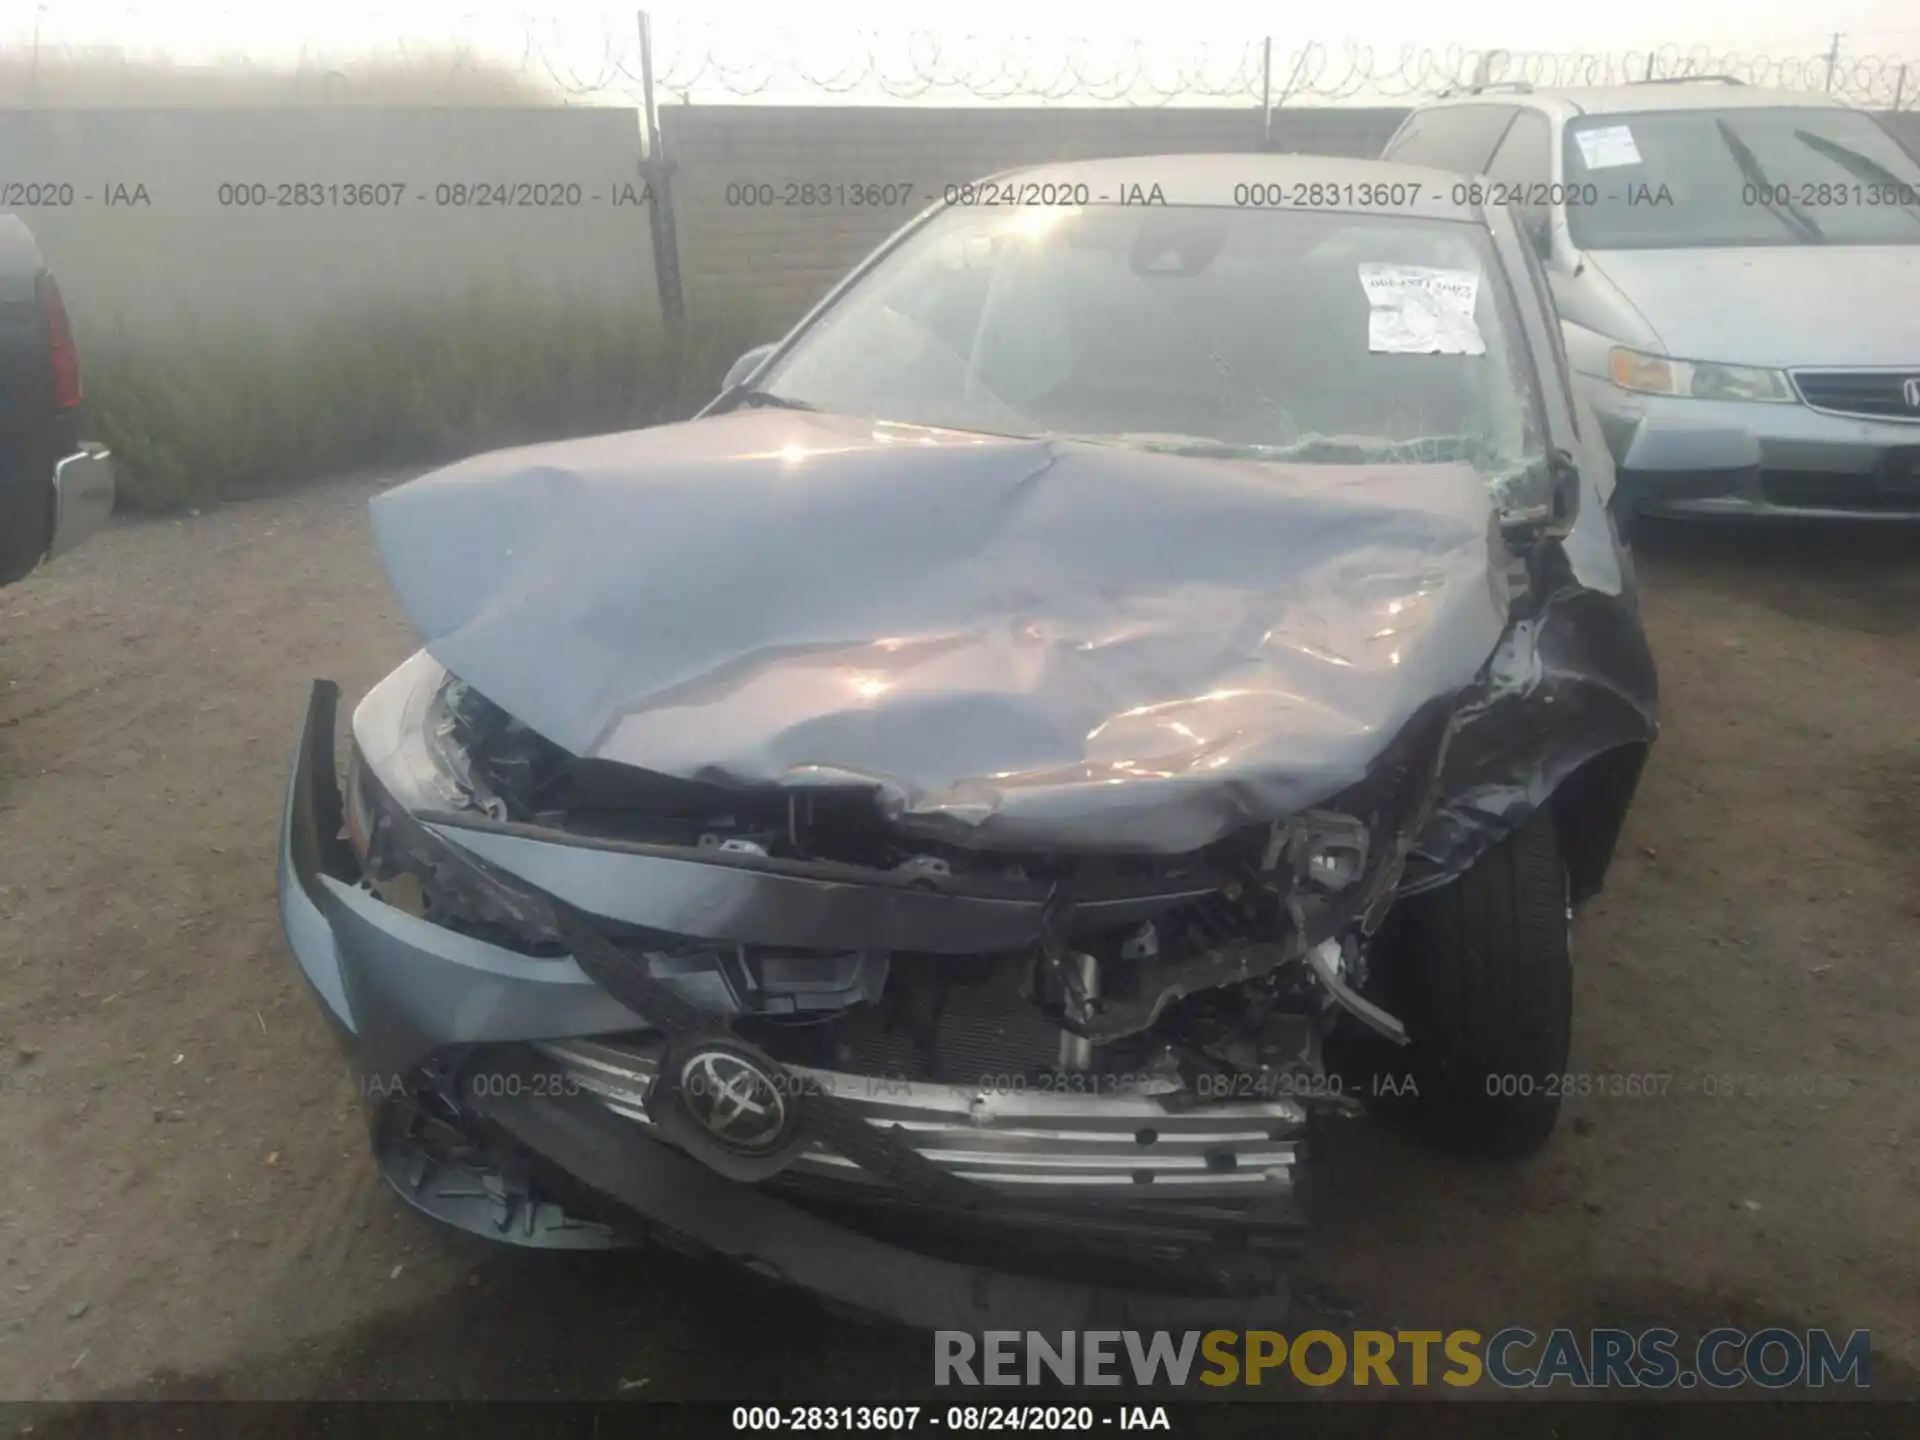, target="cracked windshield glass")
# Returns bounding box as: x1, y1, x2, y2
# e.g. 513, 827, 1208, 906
755, 202, 1546, 496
